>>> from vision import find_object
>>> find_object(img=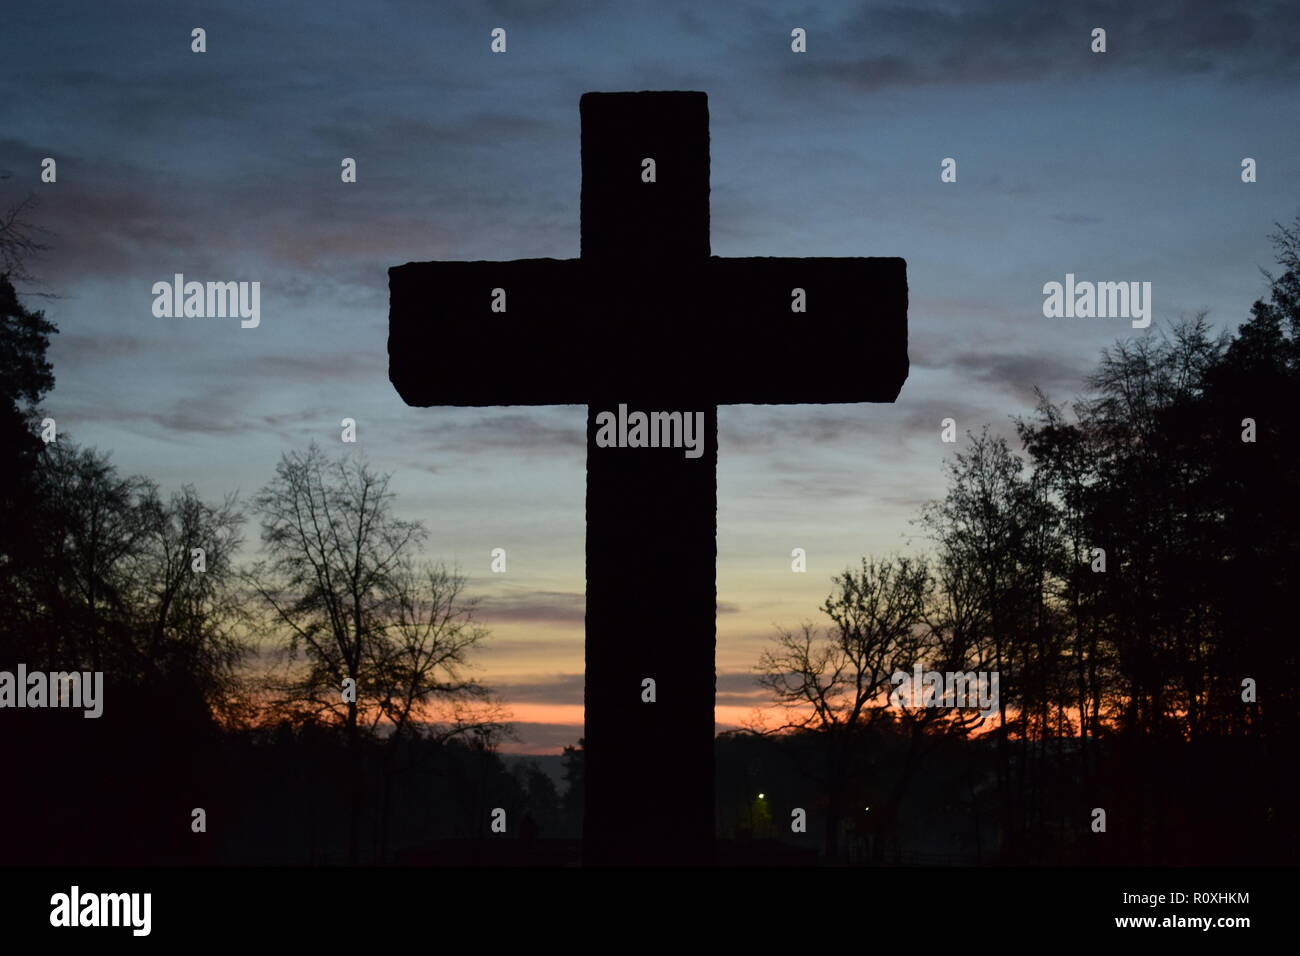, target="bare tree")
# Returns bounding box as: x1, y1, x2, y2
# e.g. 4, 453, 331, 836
370, 559, 509, 859
758, 556, 932, 734
0, 193, 53, 293
129, 484, 248, 720
30, 442, 153, 671
755, 555, 980, 858
371, 559, 506, 745
248, 444, 424, 732
247, 444, 423, 862
246, 443, 505, 861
